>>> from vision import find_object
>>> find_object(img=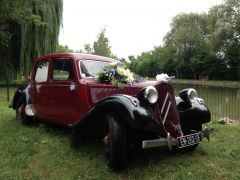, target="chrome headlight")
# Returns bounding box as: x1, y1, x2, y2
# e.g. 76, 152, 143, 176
179, 88, 198, 103
144, 86, 158, 104
187, 88, 198, 102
